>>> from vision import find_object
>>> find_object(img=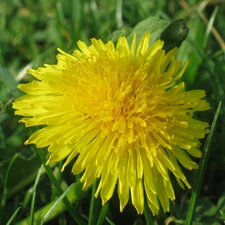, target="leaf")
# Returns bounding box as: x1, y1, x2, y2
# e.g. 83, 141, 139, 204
126, 16, 168, 47
110, 16, 168, 47
217, 193, 225, 212
195, 199, 217, 217
0, 65, 17, 91
219, 210, 225, 220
